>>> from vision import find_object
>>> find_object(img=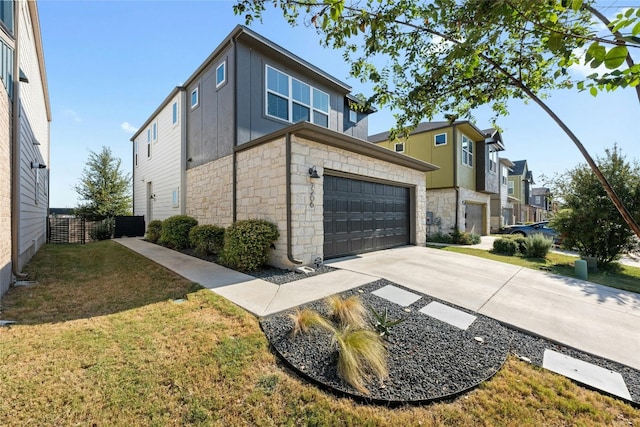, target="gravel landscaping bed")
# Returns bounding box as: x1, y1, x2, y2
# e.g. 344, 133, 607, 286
262, 279, 640, 405
261, 279, 513, 404
249, 265, 337, 285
